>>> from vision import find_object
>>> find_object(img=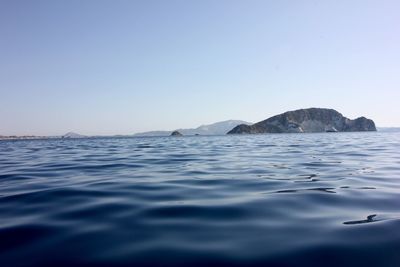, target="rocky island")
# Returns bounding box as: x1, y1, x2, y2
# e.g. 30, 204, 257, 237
227, 108, 376, 134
